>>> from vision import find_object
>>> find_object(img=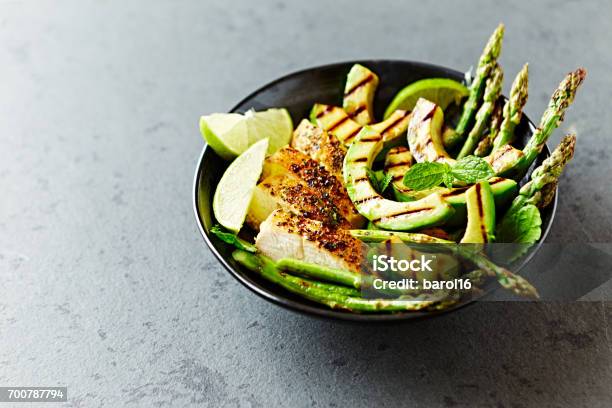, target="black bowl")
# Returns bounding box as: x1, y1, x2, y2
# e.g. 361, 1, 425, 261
193, 60, 556, 322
